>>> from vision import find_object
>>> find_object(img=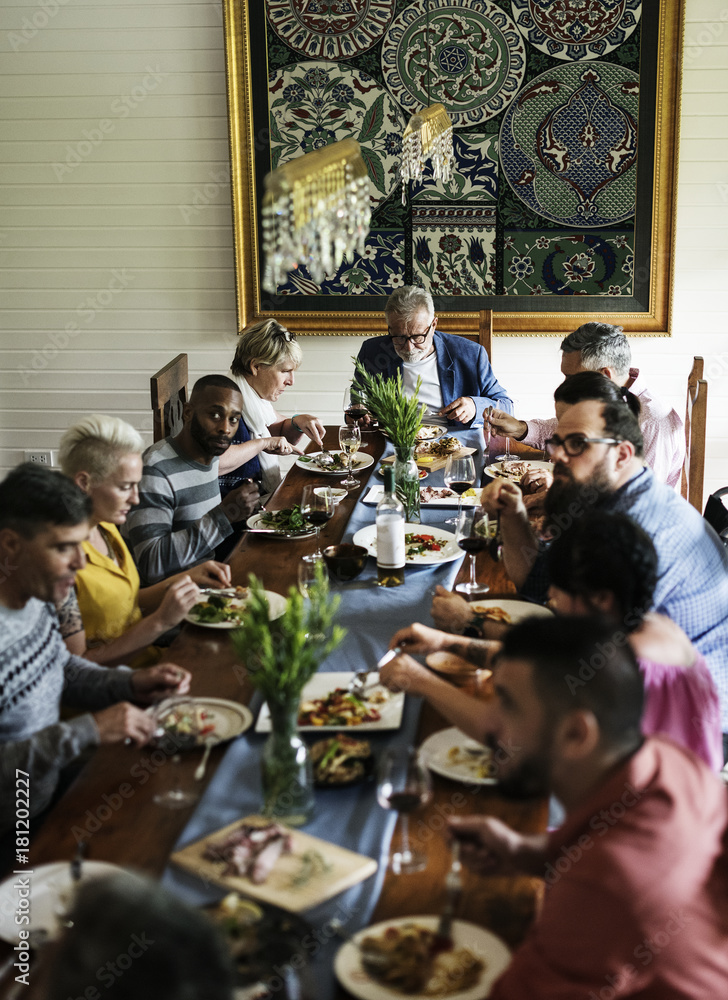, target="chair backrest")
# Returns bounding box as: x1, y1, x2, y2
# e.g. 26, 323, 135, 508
151, 353, 188, 442
681, 356, 707, 510
443, 309, 493, 362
